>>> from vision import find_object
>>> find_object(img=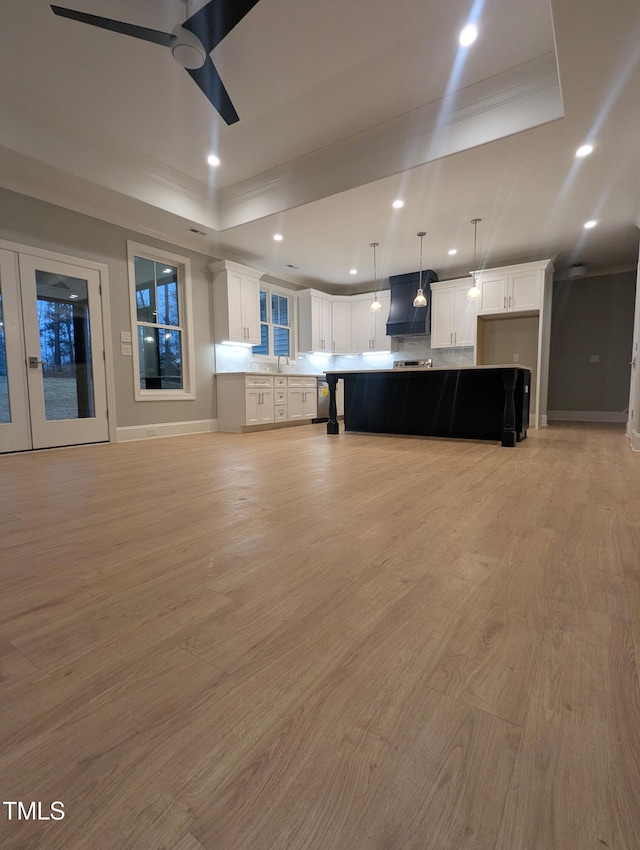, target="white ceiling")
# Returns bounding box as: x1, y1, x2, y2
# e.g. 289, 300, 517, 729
0, 0, 639, 290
